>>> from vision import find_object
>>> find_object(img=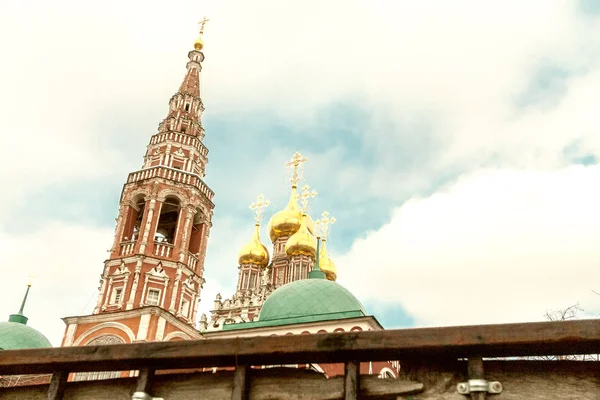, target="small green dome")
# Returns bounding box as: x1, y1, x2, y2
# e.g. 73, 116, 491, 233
259, 278, 366, 322
0, 321, 52, 350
